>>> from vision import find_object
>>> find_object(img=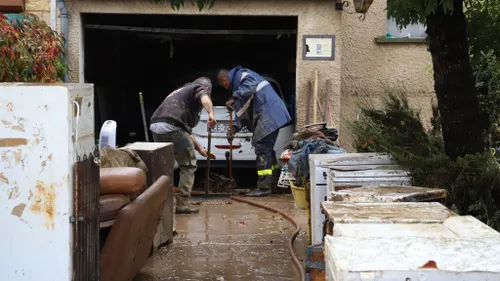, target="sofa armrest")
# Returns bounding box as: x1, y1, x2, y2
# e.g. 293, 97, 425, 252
100, 167, 146, 199
100, 175, 170, 281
